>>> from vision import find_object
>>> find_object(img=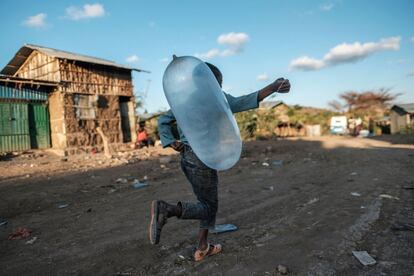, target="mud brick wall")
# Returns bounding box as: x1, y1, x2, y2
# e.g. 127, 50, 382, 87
59, 61, 133, 96
64, 93, 122, 153
48, 92, 67, 149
